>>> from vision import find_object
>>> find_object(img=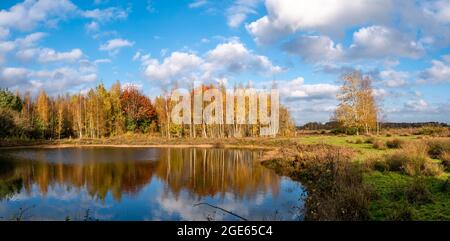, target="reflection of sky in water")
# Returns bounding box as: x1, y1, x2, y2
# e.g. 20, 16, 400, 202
0, 148, 305, 221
